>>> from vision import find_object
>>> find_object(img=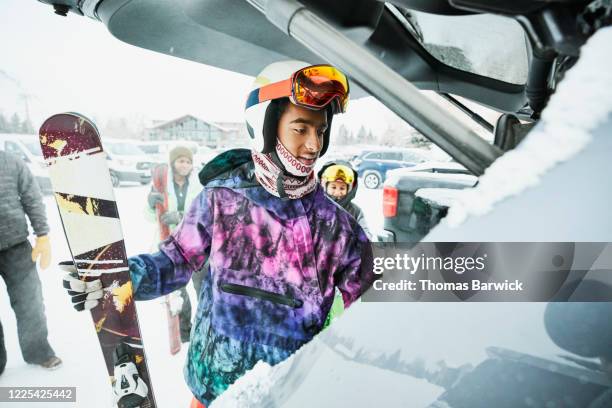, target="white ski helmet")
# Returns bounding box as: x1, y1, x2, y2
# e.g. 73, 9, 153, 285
245, 60, 348, 157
